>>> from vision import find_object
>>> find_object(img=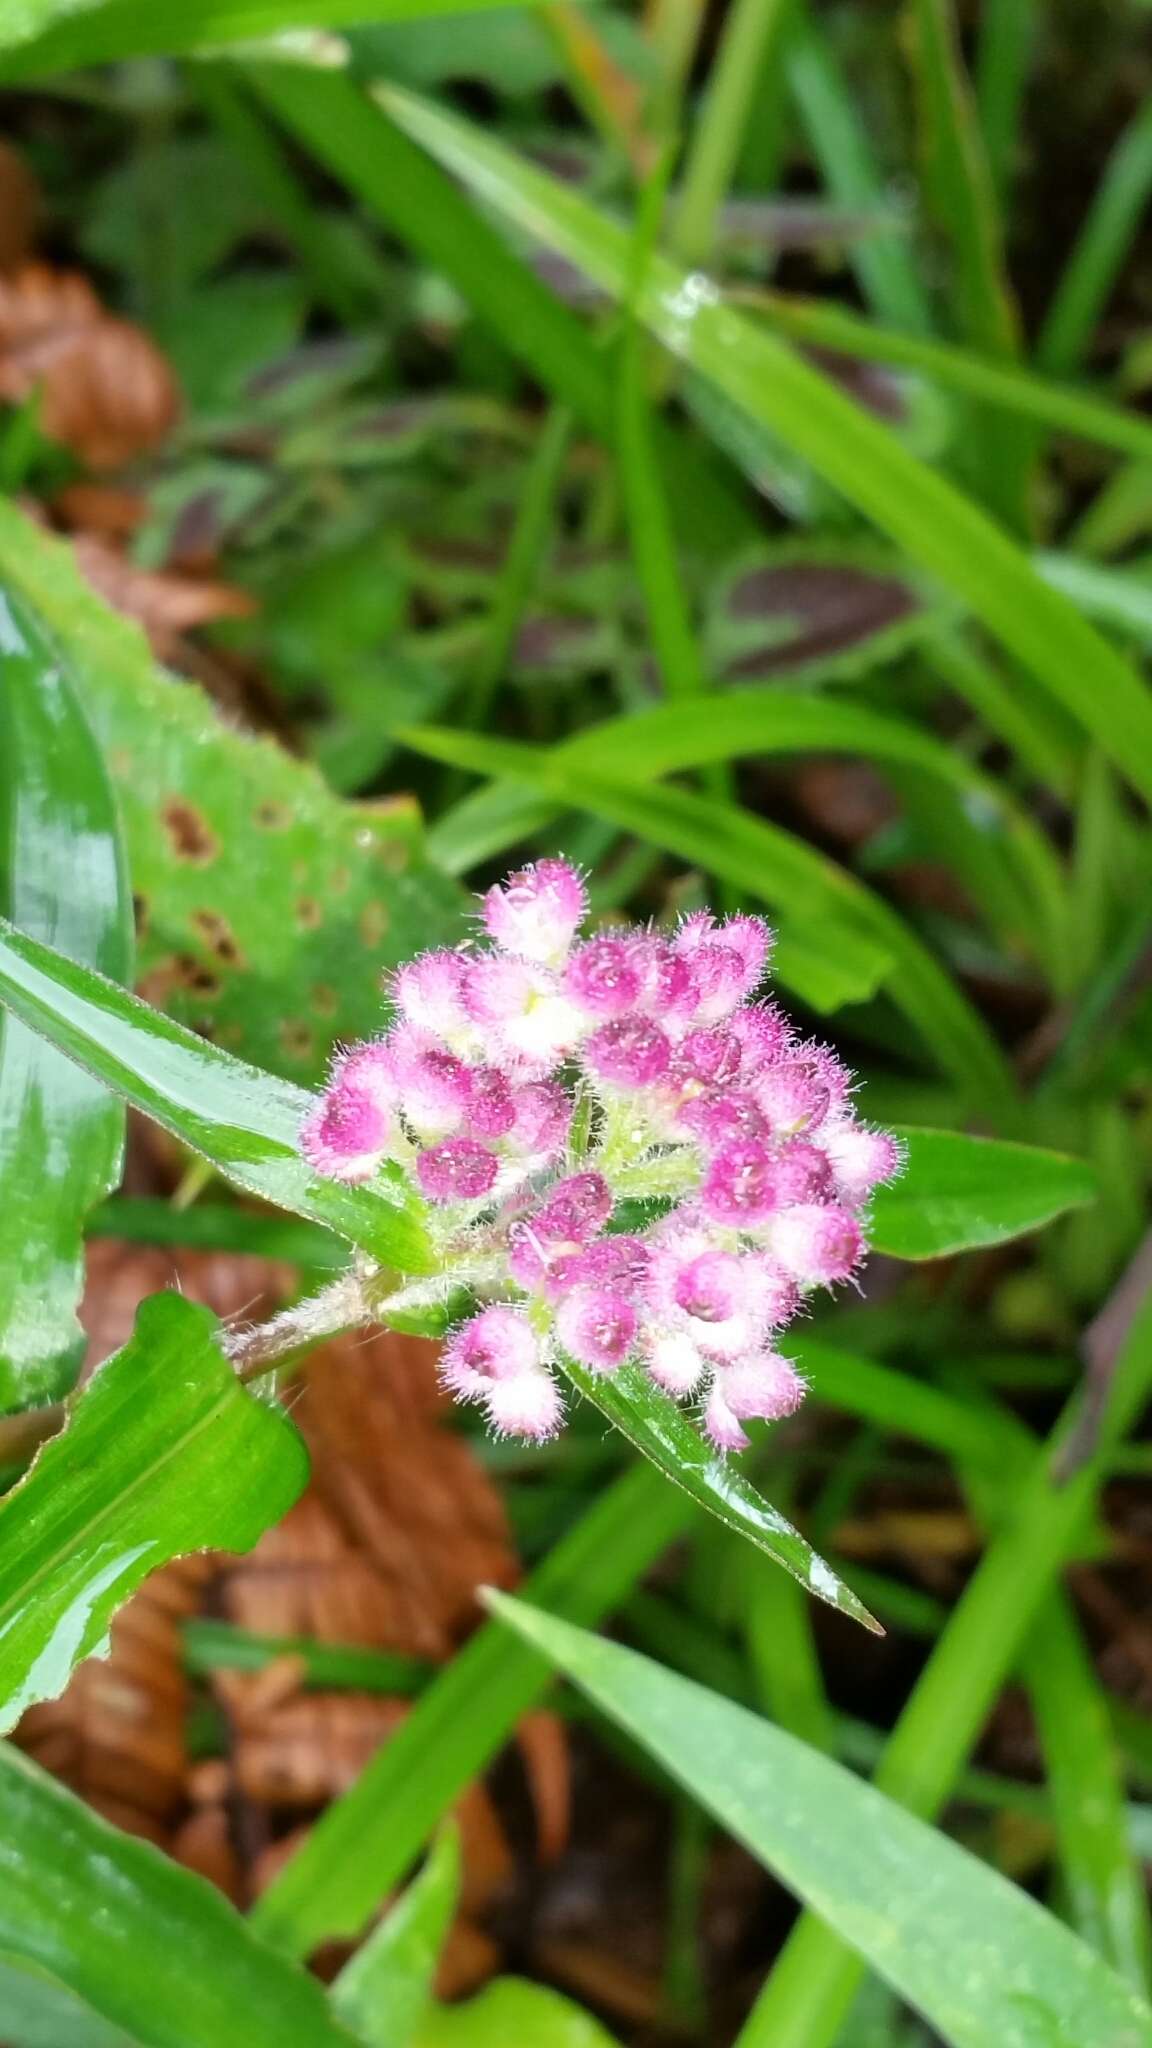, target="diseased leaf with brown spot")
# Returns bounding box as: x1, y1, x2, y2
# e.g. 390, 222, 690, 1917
0, 500, 465, 1078
0, 262, 179, 468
